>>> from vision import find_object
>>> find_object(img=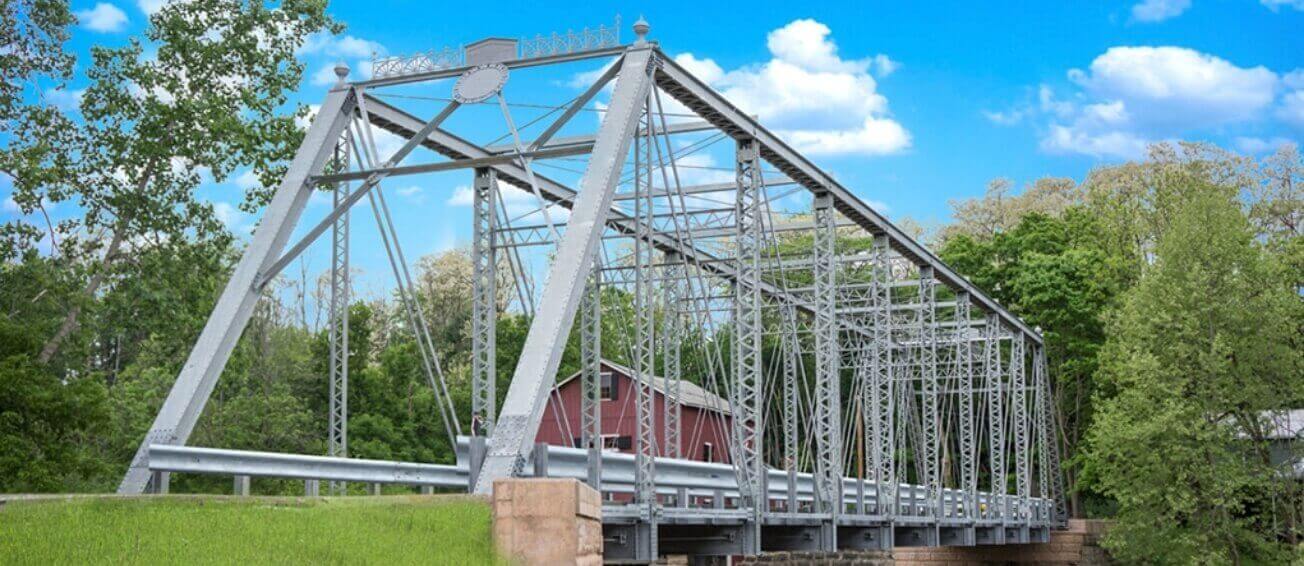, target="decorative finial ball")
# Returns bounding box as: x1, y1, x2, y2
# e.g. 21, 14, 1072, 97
333, 62, 350, 84
633, 16, 650, 44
